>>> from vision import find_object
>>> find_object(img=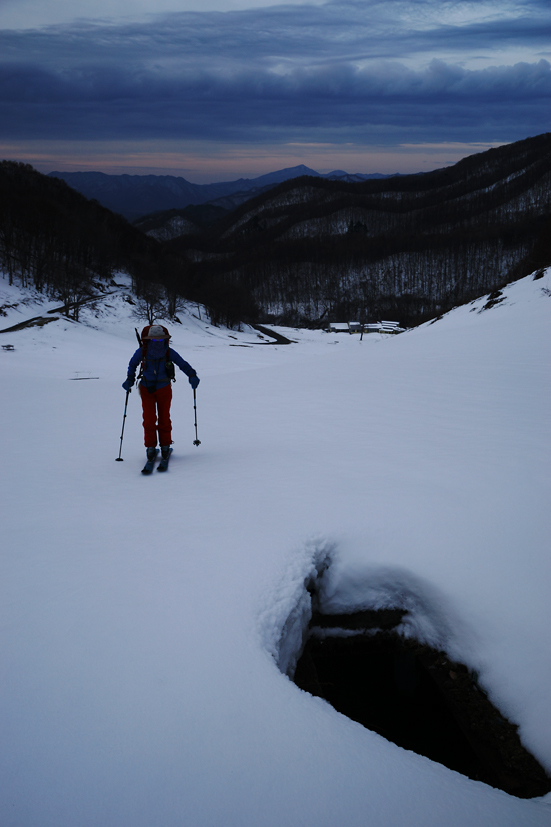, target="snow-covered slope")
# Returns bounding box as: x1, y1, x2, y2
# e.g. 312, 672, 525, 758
1, 271, 550, 826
